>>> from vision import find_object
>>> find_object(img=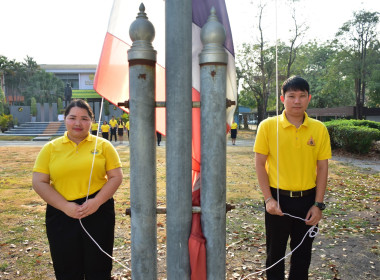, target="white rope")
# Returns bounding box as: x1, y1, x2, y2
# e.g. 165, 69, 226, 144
78, 97, 131, 272
240, 221, 319, 279
241, 1, 319, 278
